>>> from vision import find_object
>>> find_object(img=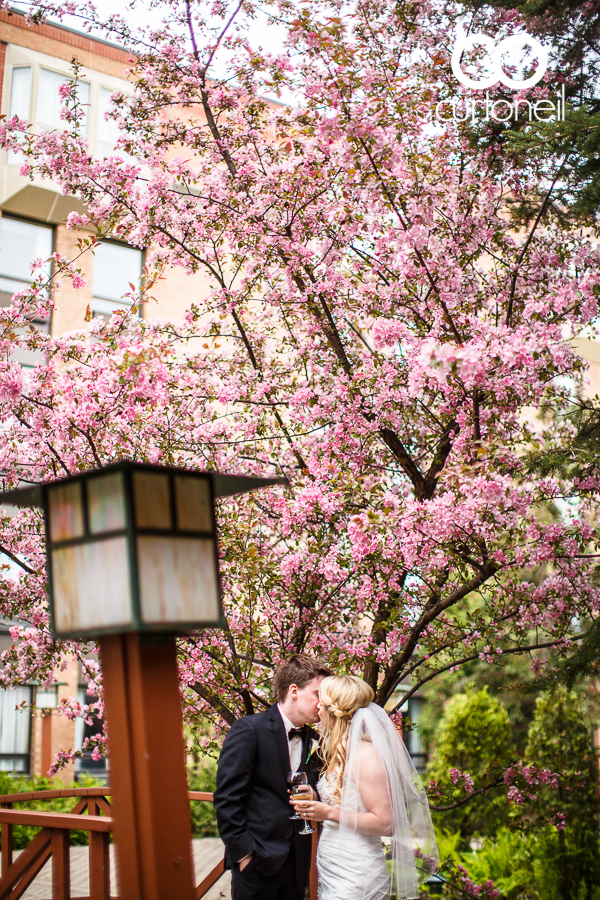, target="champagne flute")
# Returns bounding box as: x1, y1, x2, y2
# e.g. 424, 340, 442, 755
297, 774, 316, 836
288, 771, 316, 834
288, 771, 308, 820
